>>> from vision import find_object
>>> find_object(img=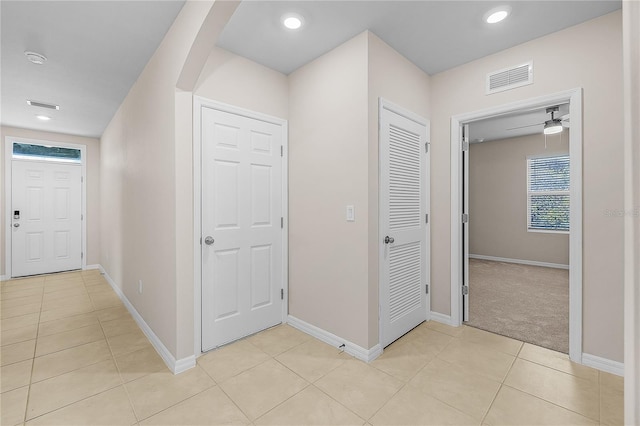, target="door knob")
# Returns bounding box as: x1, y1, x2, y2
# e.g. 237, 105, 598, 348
204, 236, 214, 245
384, 236, 394, 244
13, 223, 20, 228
